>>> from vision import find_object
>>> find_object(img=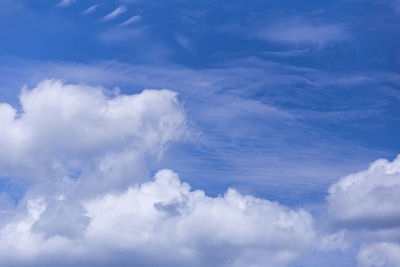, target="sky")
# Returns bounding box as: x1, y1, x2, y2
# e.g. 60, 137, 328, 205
0, 0, 399, 266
